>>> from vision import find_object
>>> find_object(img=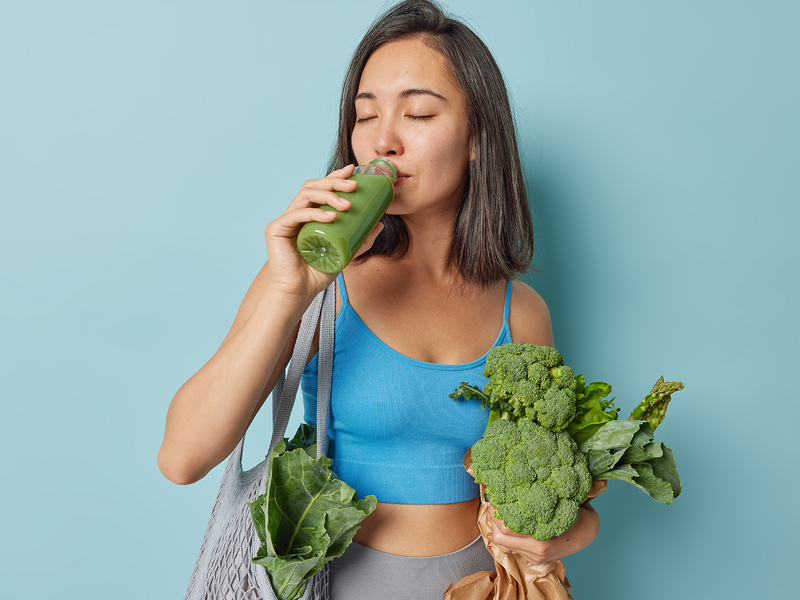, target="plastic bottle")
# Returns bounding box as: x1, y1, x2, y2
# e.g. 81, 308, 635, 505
296, 158, 397, 273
